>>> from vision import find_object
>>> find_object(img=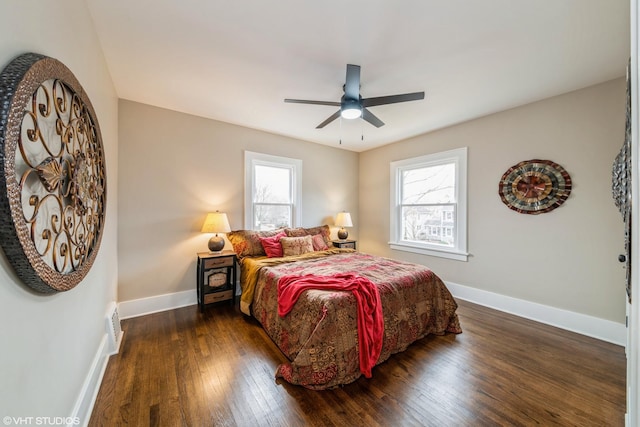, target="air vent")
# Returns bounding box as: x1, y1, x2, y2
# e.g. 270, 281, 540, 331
106, 302, 123, 355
